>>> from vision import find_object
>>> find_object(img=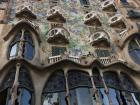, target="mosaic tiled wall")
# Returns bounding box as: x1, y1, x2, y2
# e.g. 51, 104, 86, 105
7, 0, 114, 55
